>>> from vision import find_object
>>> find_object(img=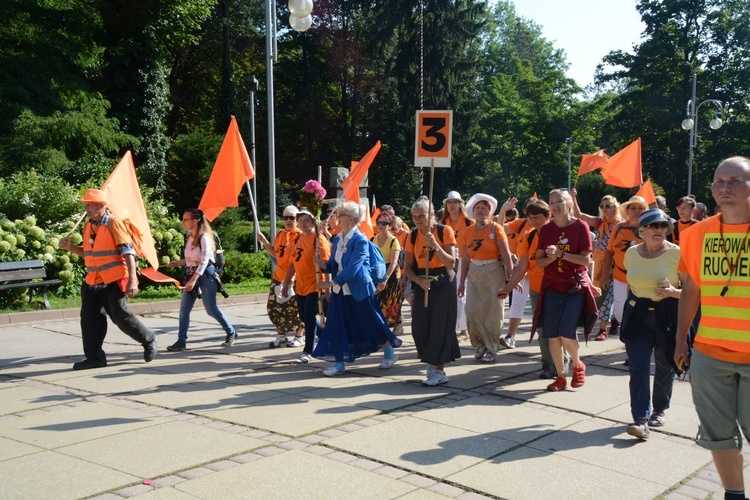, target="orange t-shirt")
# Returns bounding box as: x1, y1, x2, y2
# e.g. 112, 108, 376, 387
405, 225, 456, 270
606, 223, 643, 283
460, 222, 507, 260
272, 228, 301, 282
506, 218, 529, 255
517, 228, 543, 292
291, 233, 331, 295
678, 216, 750, 362
444, 214, 472, 257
